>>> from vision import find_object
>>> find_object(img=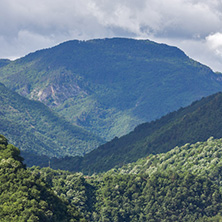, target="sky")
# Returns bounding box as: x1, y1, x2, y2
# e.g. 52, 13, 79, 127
0, 0, 222, 72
